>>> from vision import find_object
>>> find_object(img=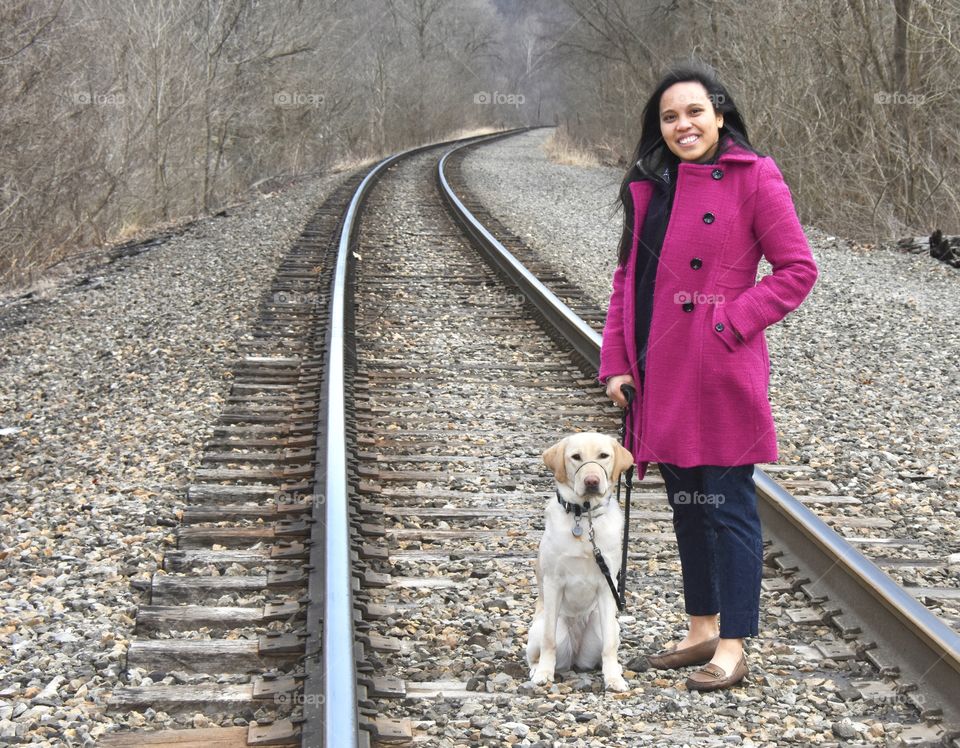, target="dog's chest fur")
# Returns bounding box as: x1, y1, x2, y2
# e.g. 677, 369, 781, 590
539, 498, 623, 608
